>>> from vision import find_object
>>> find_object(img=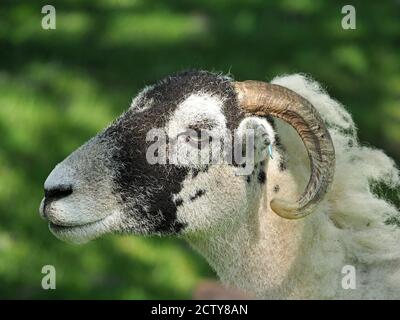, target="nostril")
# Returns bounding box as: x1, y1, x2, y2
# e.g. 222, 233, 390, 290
45, 185, 73, 201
